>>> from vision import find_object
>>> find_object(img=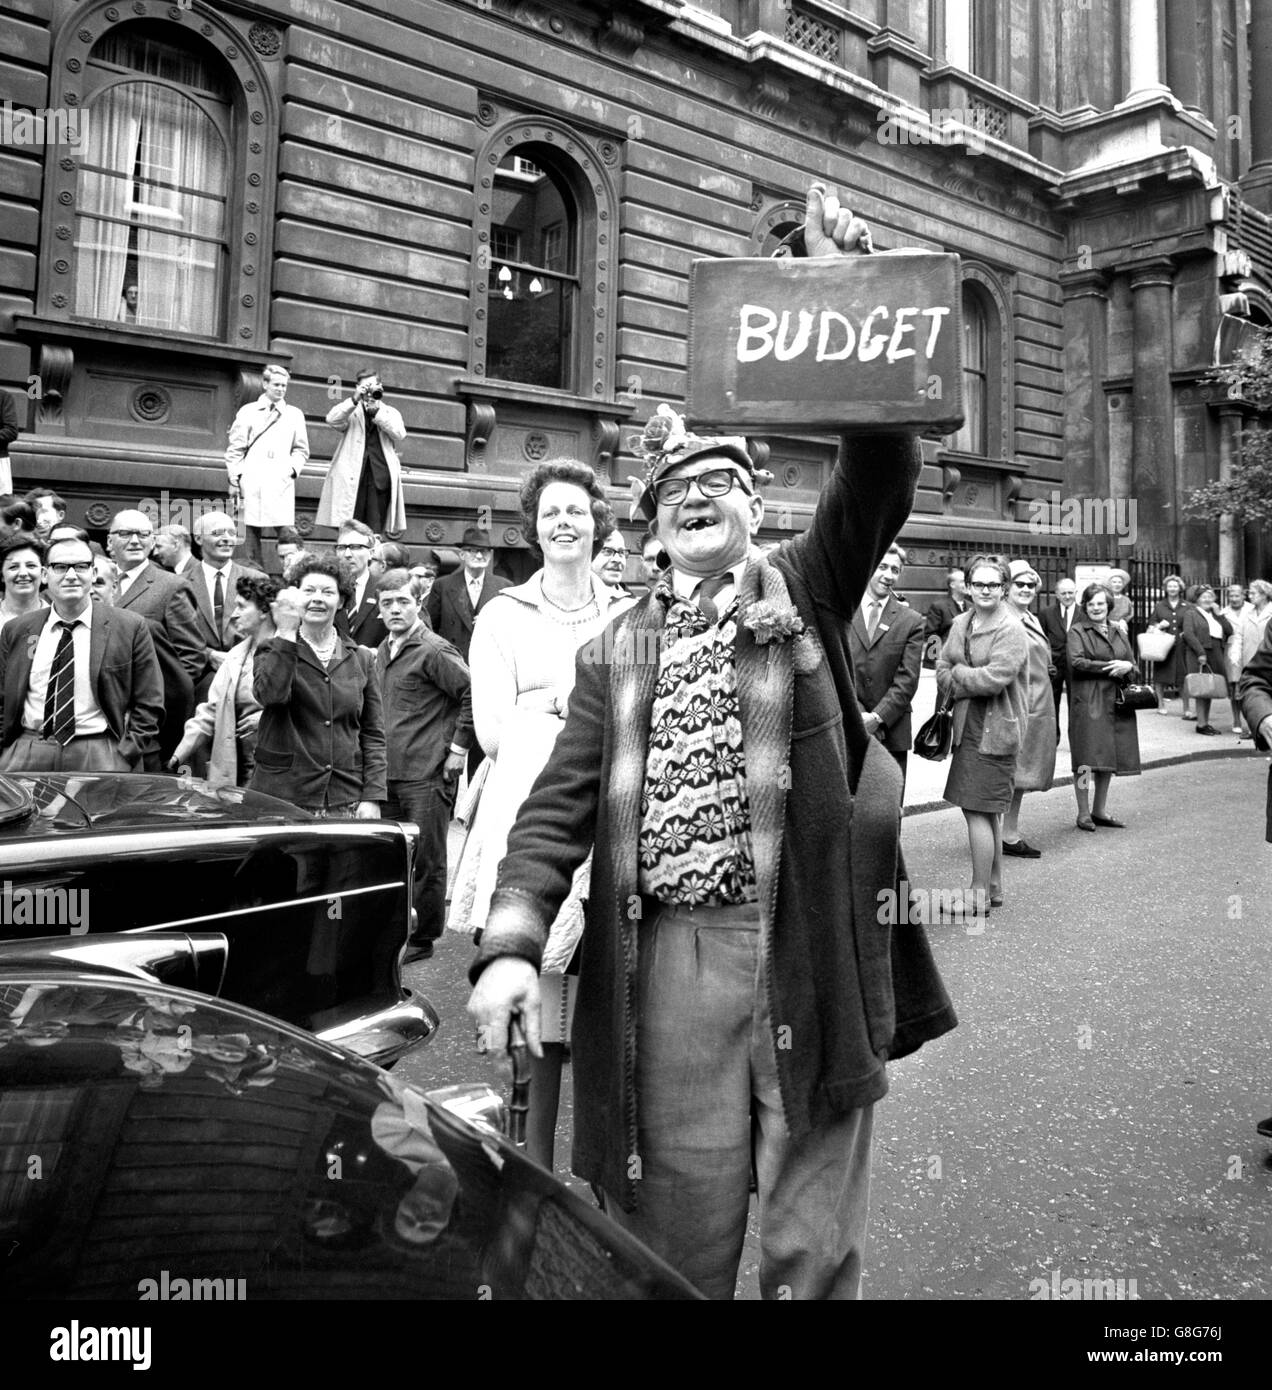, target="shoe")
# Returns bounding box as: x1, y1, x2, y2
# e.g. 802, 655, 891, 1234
1182, 712, 1197, 721
1157, 705, 1170, 716
1076, 815, 1096, 832
1232, 727, 1244, 736
1001, 838, 1041, 858
1091, 815, 1125, 828
1195, 724, 1218, 735
989, 892, 1004, 908
402, 939, 435, 963
1258, 1116, 1272, 1140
